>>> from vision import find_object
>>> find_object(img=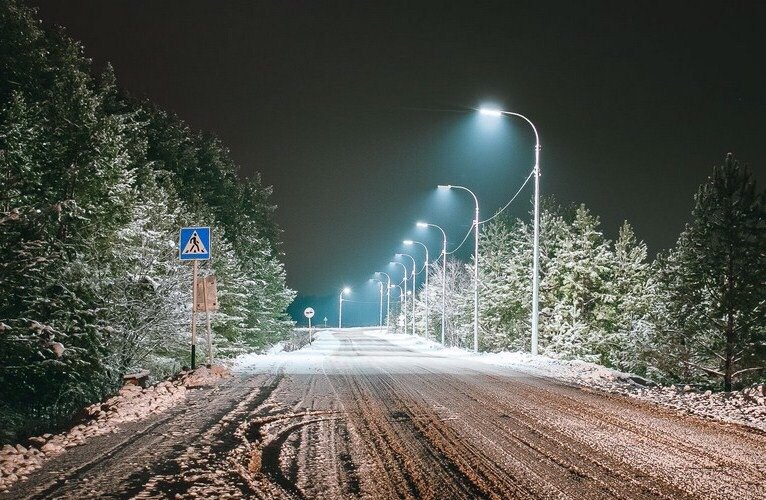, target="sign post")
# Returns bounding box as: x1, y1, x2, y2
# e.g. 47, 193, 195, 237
304, 307, 315, 343
180, 226, 211, 369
